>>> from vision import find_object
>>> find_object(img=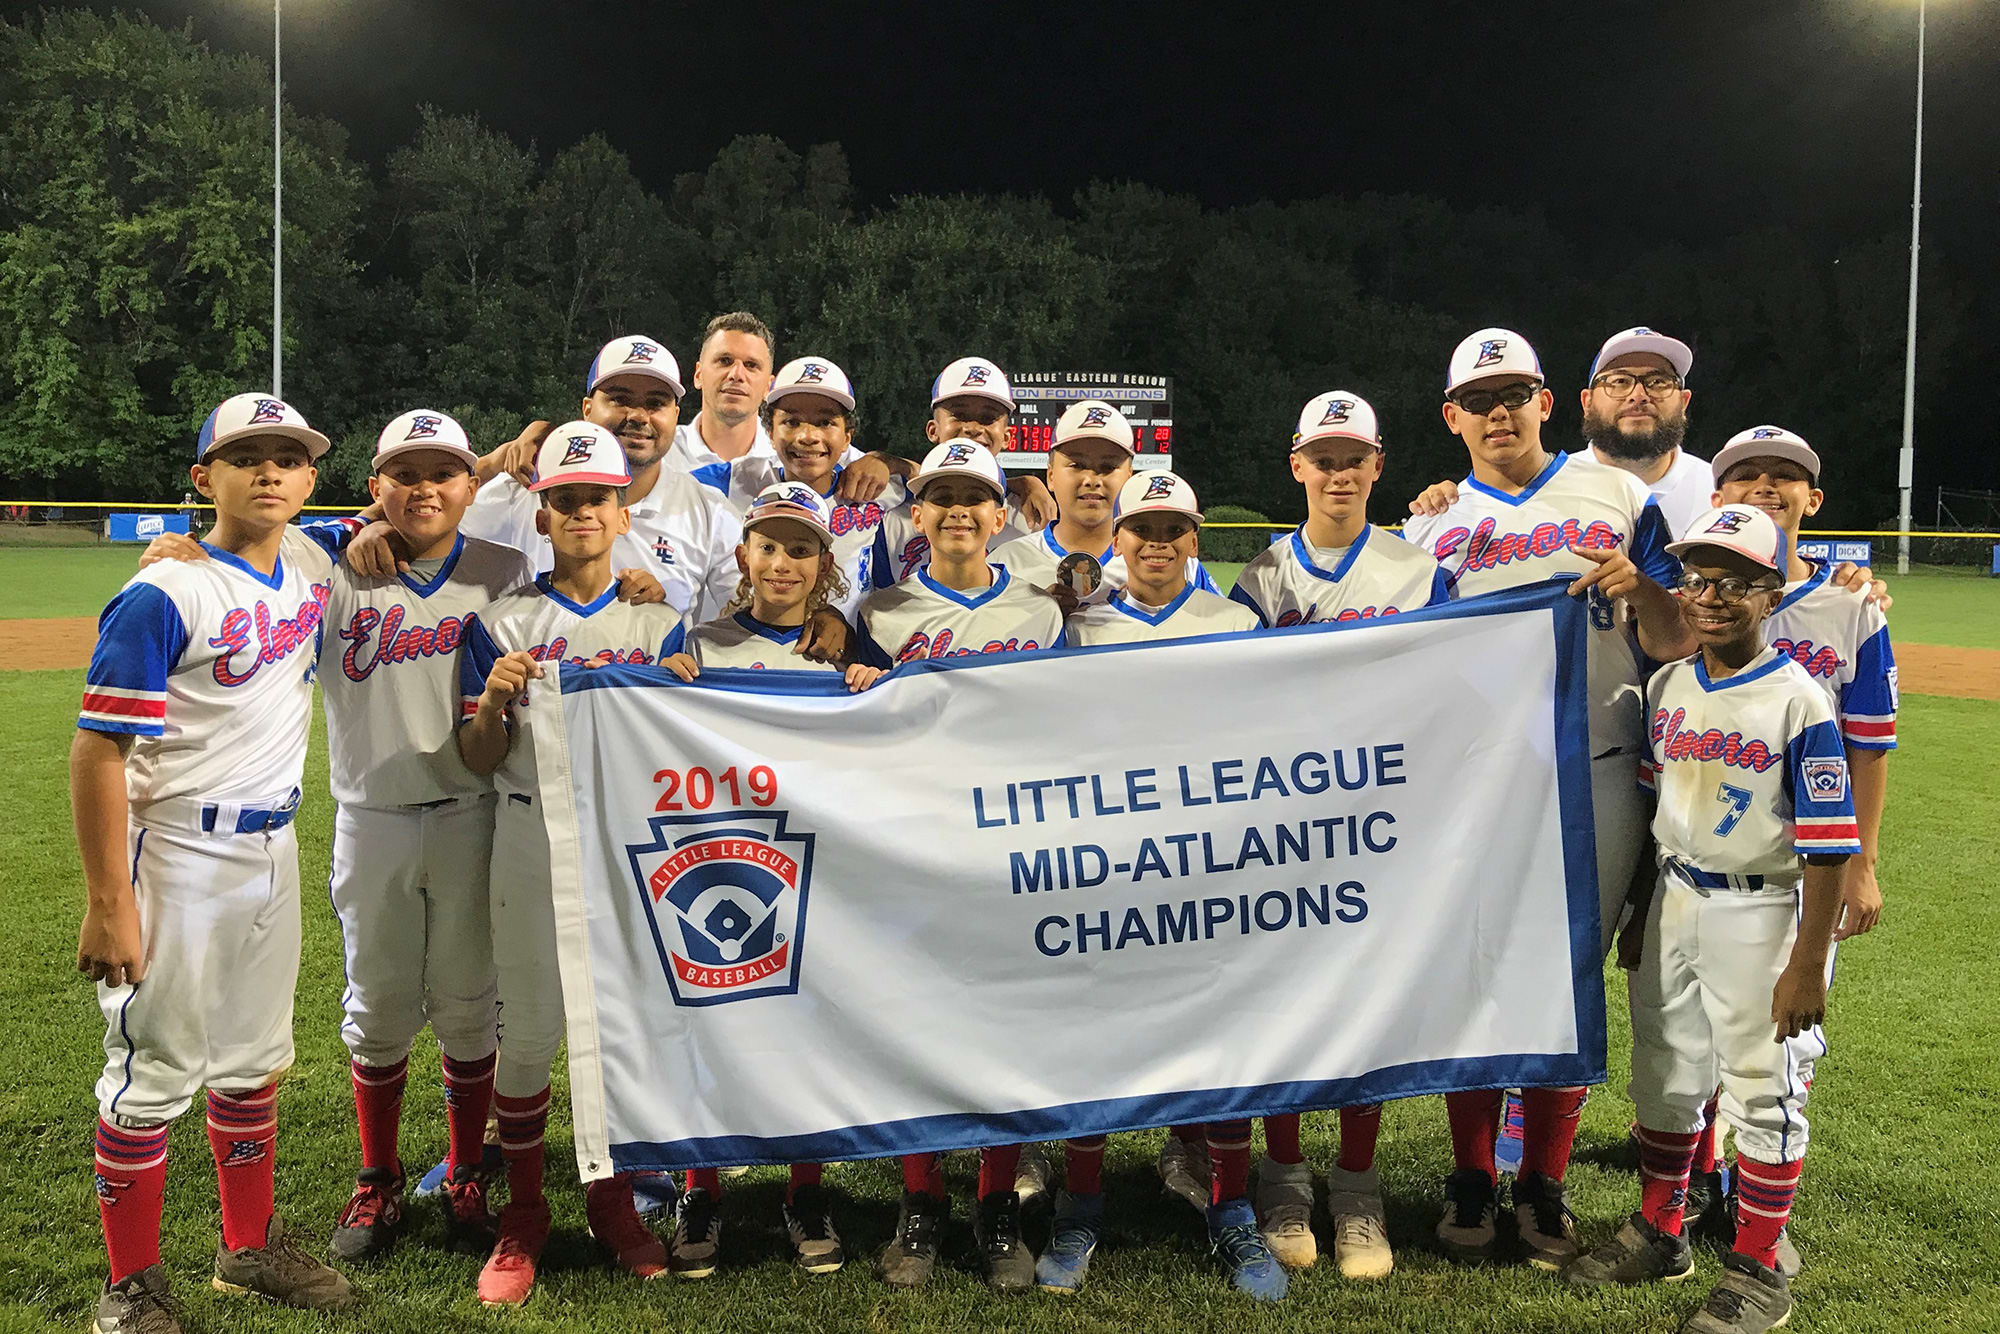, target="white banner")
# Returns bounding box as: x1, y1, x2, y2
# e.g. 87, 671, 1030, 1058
532, 580, 1604, 1178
